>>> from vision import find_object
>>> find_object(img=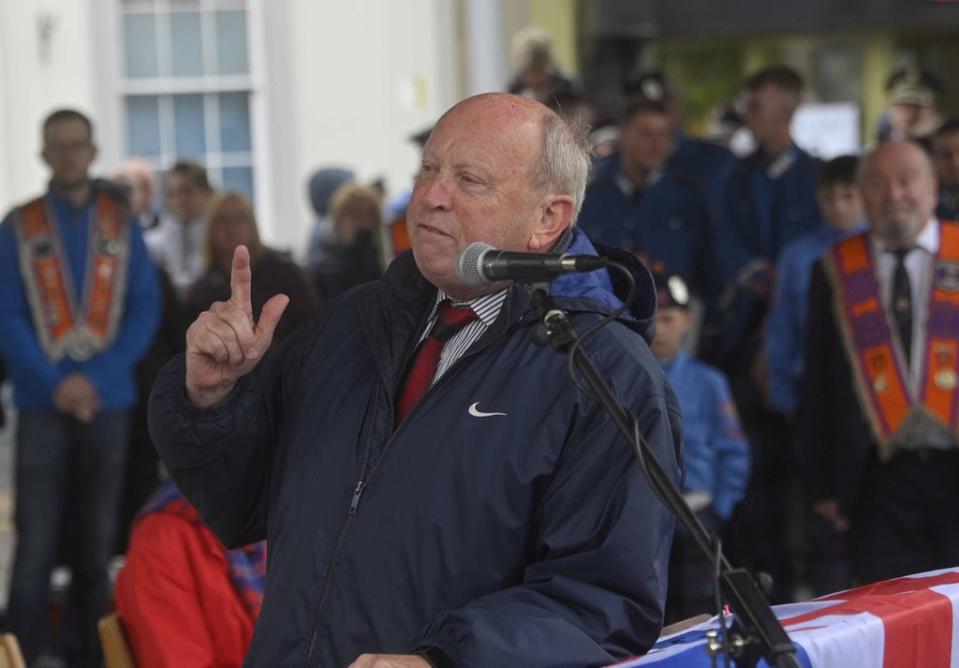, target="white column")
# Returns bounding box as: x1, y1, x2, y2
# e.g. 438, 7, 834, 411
465, 0, 507, 96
